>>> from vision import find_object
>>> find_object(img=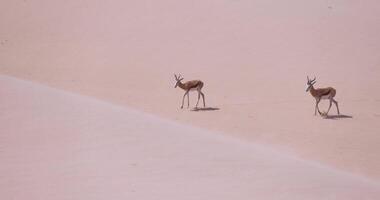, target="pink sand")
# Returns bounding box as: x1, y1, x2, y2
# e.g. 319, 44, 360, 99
1, 0, 380, 187
1, 75, 380, 199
